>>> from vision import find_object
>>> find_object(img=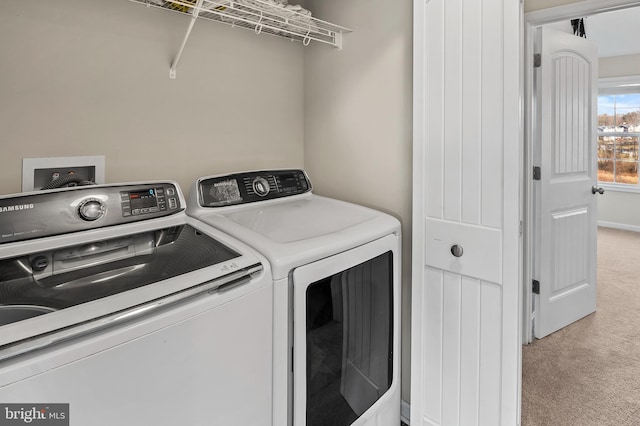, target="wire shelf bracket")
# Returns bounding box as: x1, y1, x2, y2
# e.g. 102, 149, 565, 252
131, 0, 353, 79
